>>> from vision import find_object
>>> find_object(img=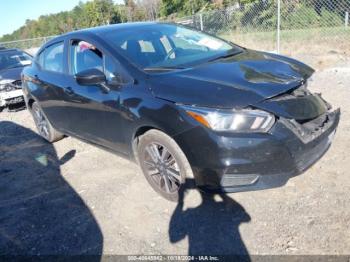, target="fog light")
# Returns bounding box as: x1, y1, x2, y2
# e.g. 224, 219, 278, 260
220, 174, 259, 187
